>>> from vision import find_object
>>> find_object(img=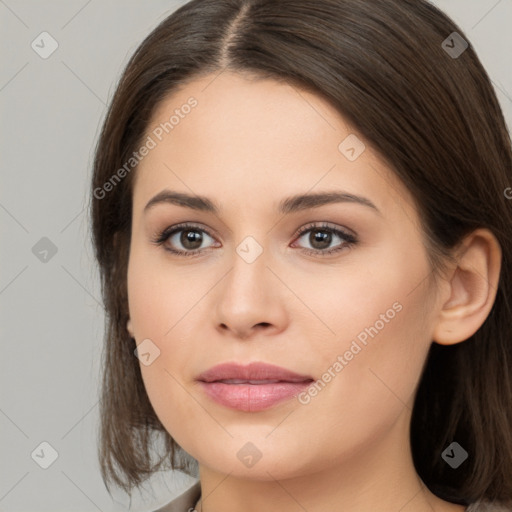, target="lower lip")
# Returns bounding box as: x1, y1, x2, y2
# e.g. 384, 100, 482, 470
198, 381, 312, 412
